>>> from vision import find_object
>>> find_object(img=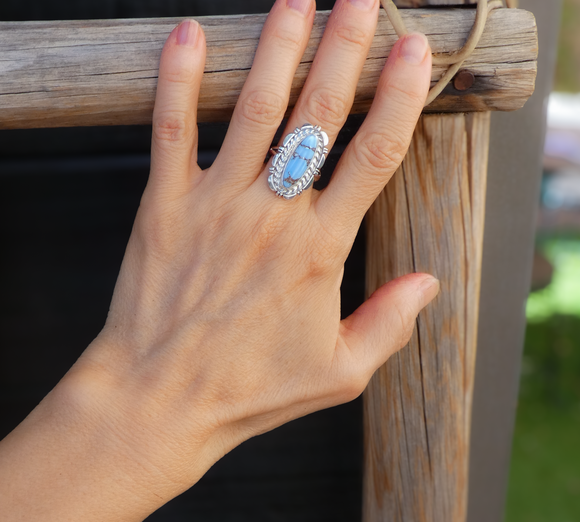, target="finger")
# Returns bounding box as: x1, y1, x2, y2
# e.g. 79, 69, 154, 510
280, 0, 379, 153
338, 273, 439, 374
210, 0, 315, 188
316, 33, 431, 232
149, 20, 206, 198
